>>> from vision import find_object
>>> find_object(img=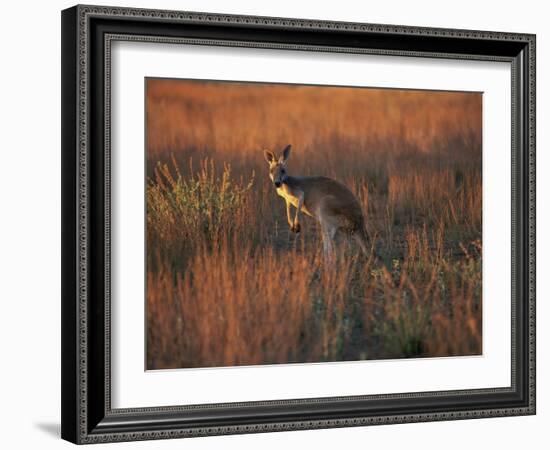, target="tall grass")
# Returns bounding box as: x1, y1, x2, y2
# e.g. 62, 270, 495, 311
146, 79, 482, 369
147, 241, 365, 369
